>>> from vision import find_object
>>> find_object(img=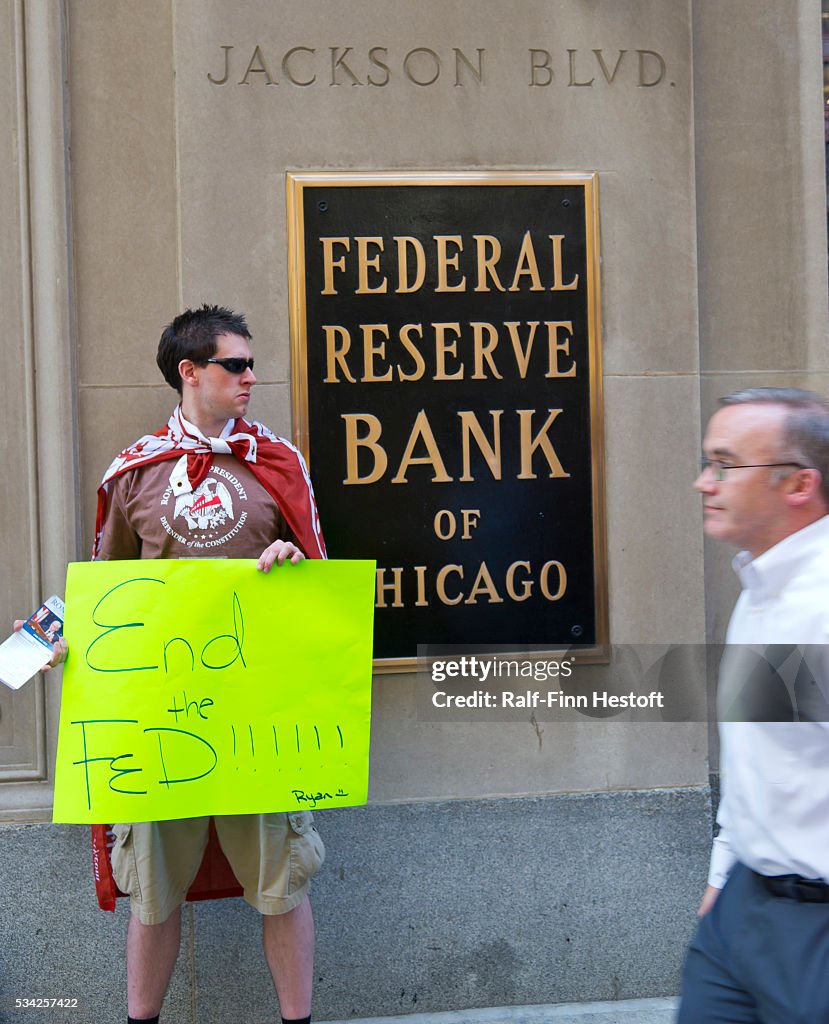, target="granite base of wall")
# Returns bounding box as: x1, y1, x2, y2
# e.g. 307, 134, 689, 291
0, 788, 712, 1023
